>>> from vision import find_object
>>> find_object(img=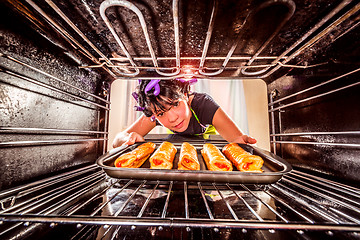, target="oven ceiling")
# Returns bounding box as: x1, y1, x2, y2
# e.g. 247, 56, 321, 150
2, 0, 360, 82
